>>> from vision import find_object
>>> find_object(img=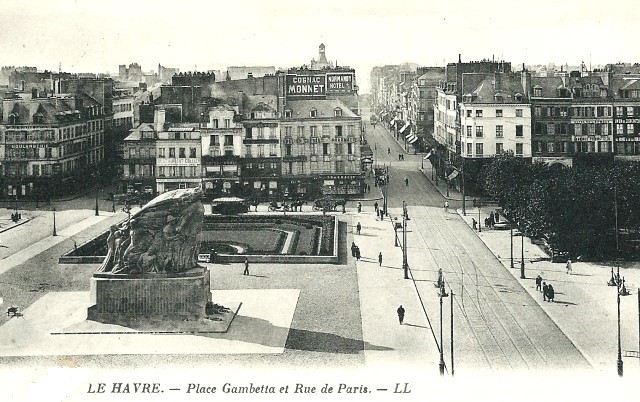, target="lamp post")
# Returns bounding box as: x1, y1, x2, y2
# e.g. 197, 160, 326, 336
94, 173, 99, 216
461, 157, 466, 216
52, 207, 57, 237
617, 278, 623, 377
520, 224, 525, 279
402, 201, 408, 280
477, 197, 481, 233
451, 287, 454, 377
394, 218, 399, 247
438, 274, 448, 375
510, 224, 514, 268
